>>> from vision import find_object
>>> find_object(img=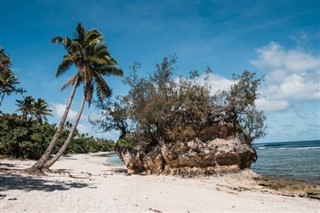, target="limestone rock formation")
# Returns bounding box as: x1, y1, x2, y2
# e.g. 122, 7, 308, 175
118, 137, 257, 176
